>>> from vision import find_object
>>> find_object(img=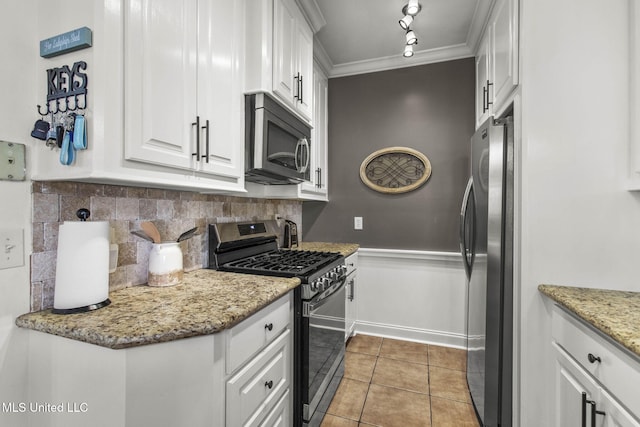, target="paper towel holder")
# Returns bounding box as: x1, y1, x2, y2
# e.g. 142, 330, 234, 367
52, 209, 112, 315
